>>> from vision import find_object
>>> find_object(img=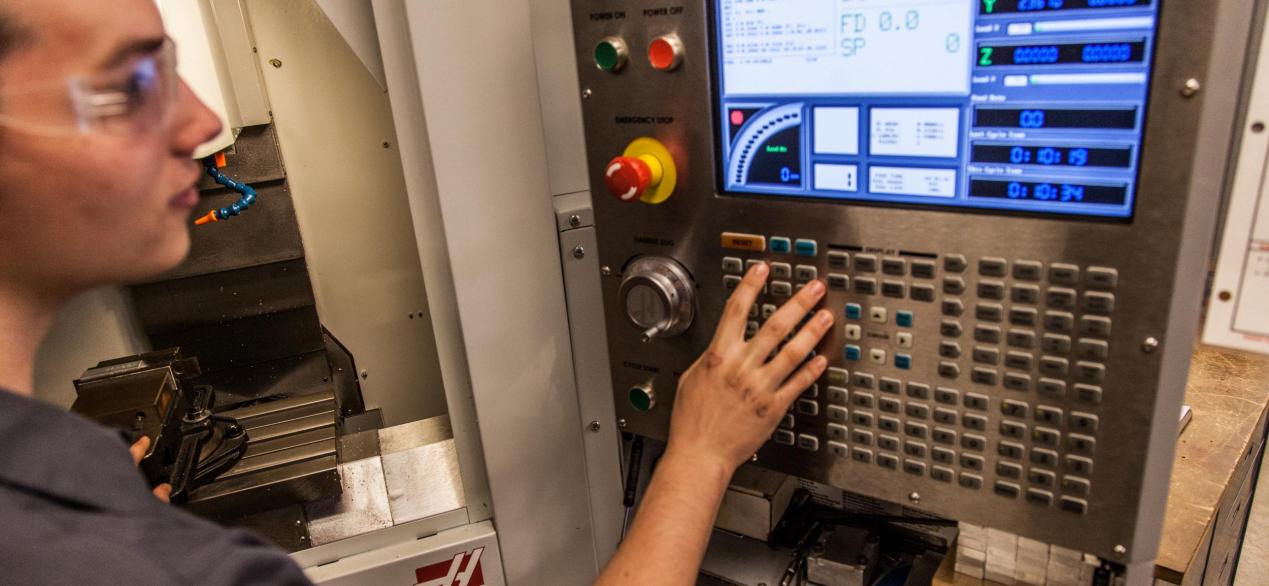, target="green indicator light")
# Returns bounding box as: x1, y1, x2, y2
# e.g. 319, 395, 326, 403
595, 41, 621, 72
